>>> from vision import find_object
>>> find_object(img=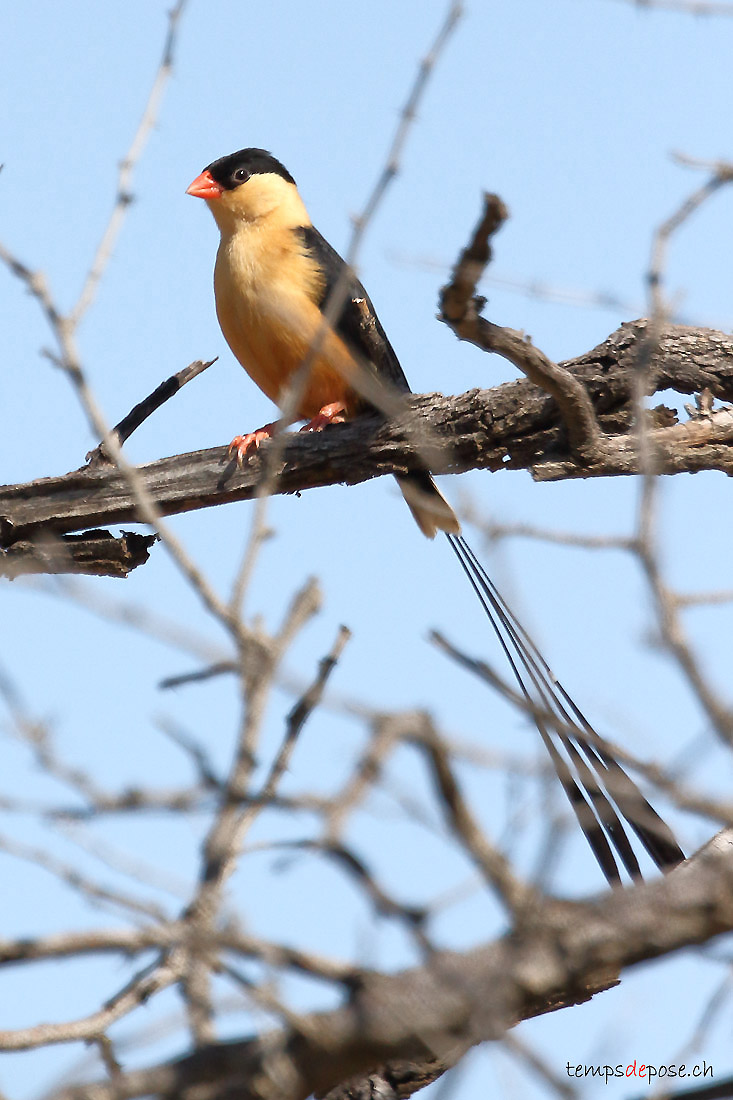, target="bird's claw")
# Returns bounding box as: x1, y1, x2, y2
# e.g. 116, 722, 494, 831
228, 422, 279, 465
299, 402, 347, 433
